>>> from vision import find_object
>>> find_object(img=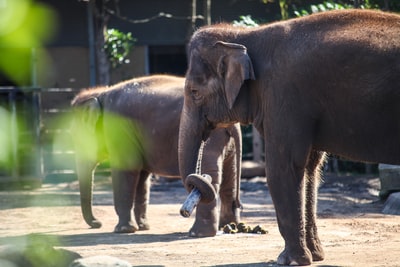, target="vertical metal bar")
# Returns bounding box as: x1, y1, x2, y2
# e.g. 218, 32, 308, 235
32, 89, 43, 178
252, 126, 263, 162
9, 90, 18, 178
191, 0, 197, 27
31, 48, 37, 87
87, 0, 97, 86
204, 0, 211, 25
144, 46, 150, 75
